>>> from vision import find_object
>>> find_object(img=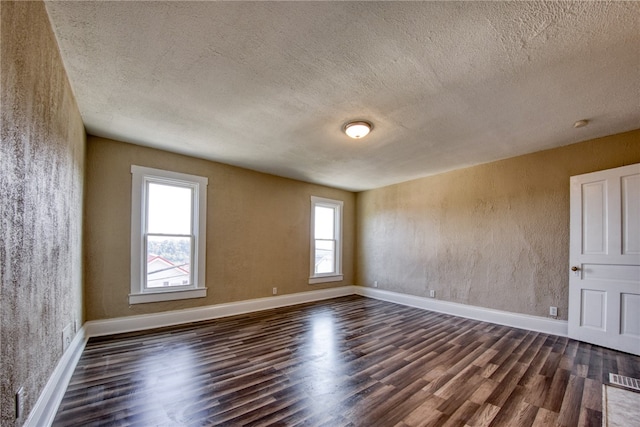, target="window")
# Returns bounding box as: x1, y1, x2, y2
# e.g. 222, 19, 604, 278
309, 196, 343, 284
130, 166, 208, 304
